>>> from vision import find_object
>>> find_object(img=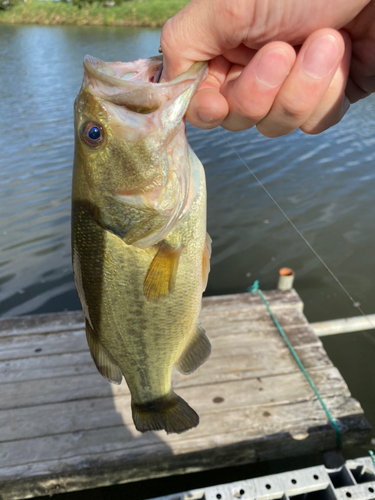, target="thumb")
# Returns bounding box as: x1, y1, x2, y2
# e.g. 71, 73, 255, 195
160, 0, 227, 80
